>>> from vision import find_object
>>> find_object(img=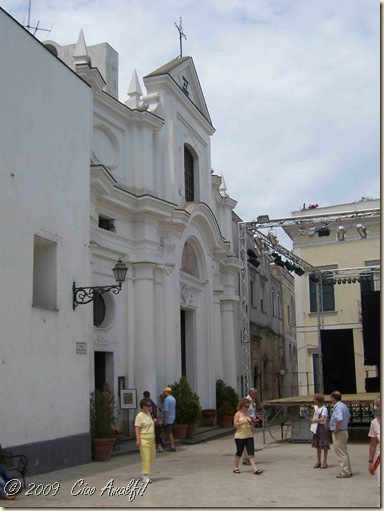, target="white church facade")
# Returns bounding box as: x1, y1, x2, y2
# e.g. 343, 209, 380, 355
1, 6, 298, 475
0, 8, 240, 474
